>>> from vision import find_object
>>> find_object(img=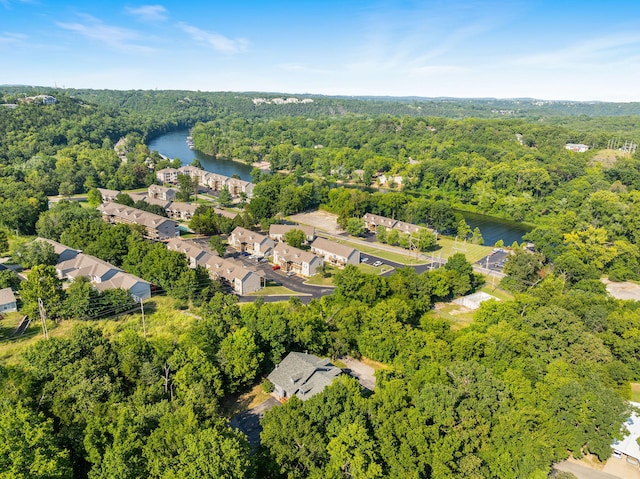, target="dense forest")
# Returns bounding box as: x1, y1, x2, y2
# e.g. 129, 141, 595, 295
2, 87, 640, 478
